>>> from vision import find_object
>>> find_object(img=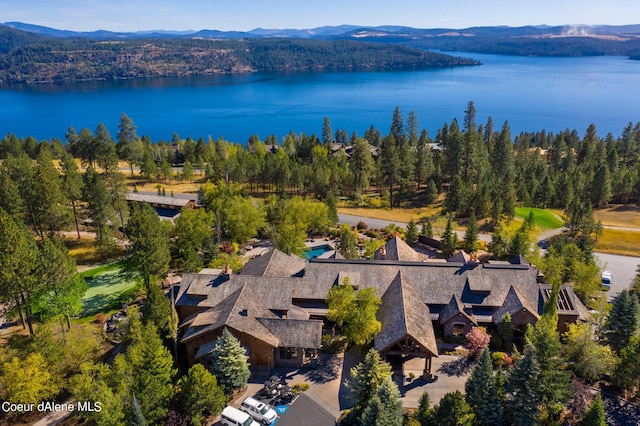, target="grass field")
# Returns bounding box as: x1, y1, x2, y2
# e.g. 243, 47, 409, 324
338, 206, 442, 226
593, 205, 640, 229
594, 228, 640, 257
80, 261, 143, 317
515, 207, 564, 230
